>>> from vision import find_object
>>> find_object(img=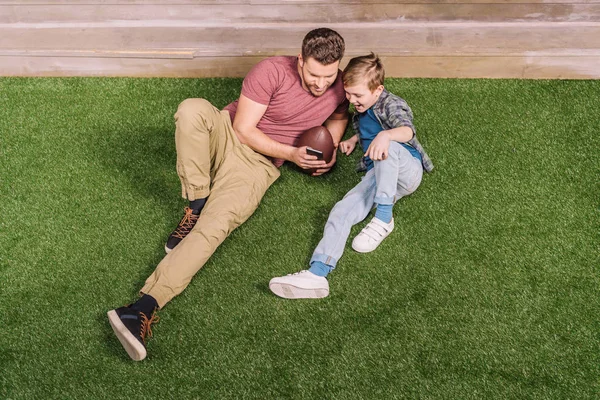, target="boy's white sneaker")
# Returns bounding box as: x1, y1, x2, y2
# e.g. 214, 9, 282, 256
352, 217, 394, 253
269, 270, 329, 299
